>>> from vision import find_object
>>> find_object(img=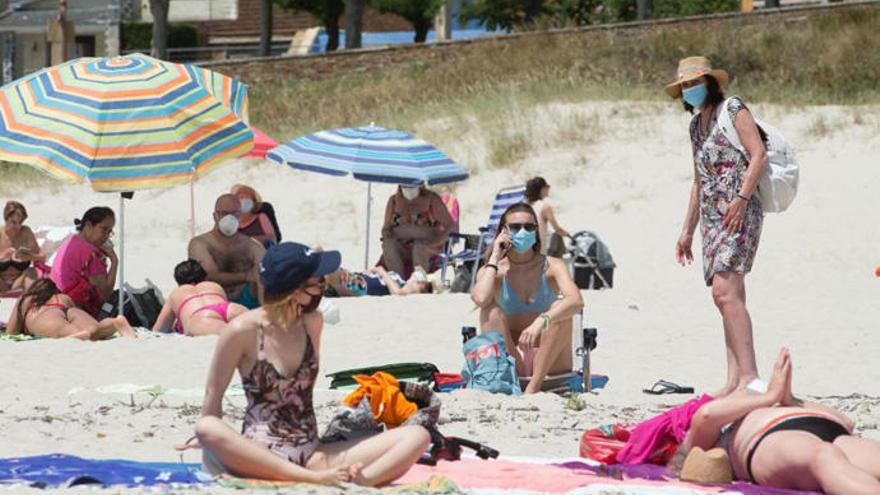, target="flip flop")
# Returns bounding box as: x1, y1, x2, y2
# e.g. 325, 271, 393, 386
643, 379, 694, 395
